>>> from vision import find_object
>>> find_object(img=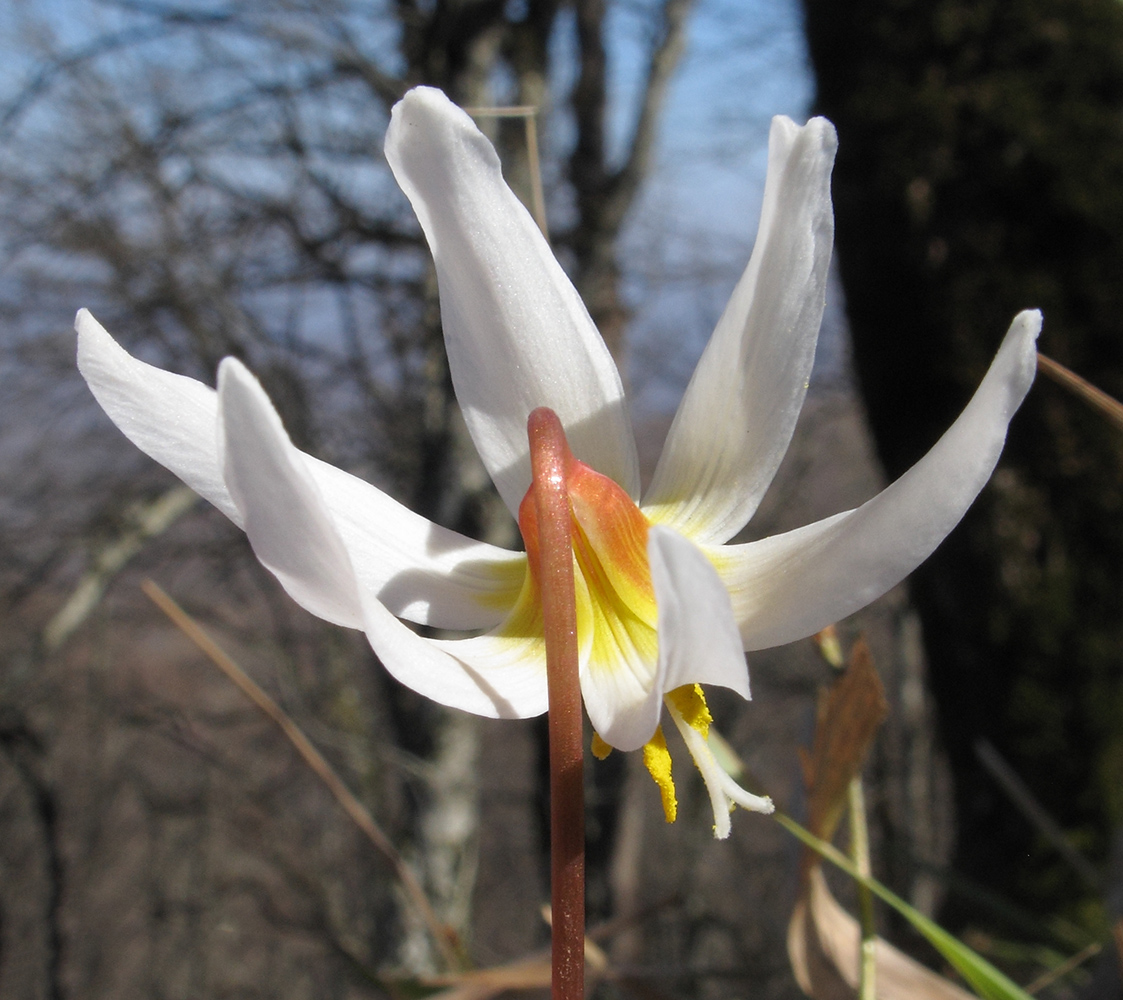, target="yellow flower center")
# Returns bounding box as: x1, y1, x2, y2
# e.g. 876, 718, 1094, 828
515, 453, 714, 822
518, 450, 658, 696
